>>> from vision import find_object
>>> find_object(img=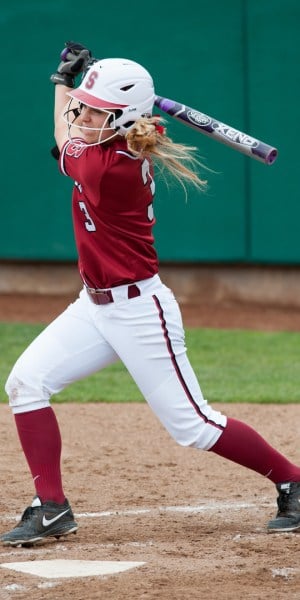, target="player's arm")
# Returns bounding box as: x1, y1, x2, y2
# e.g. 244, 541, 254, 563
50, 42, 92, 152
53, 84, 71, 150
